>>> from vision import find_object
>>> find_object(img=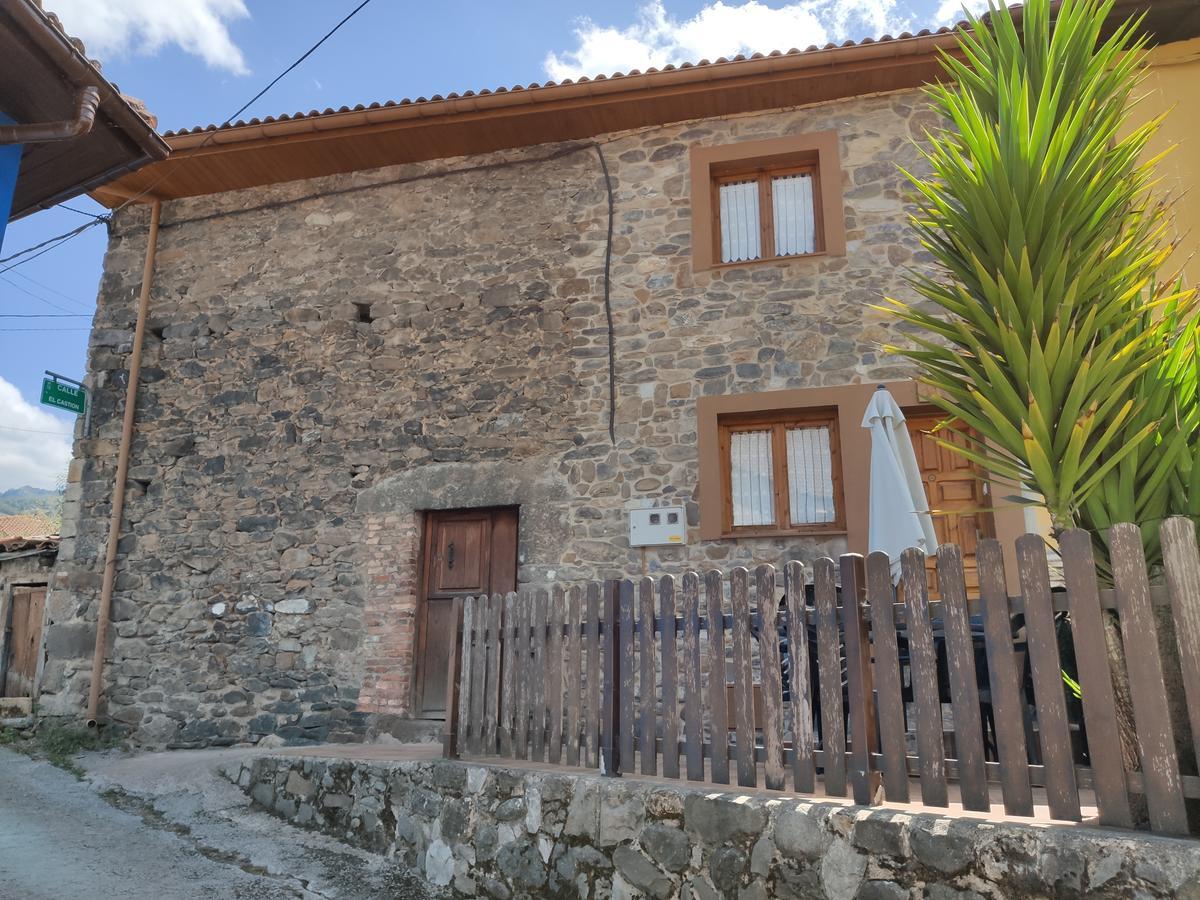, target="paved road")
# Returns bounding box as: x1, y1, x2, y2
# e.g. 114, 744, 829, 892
0, 748, 426, 899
